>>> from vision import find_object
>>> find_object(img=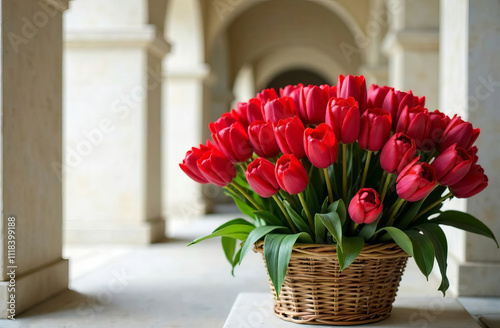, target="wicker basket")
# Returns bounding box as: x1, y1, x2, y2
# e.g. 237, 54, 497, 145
254, 242, 409, 326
